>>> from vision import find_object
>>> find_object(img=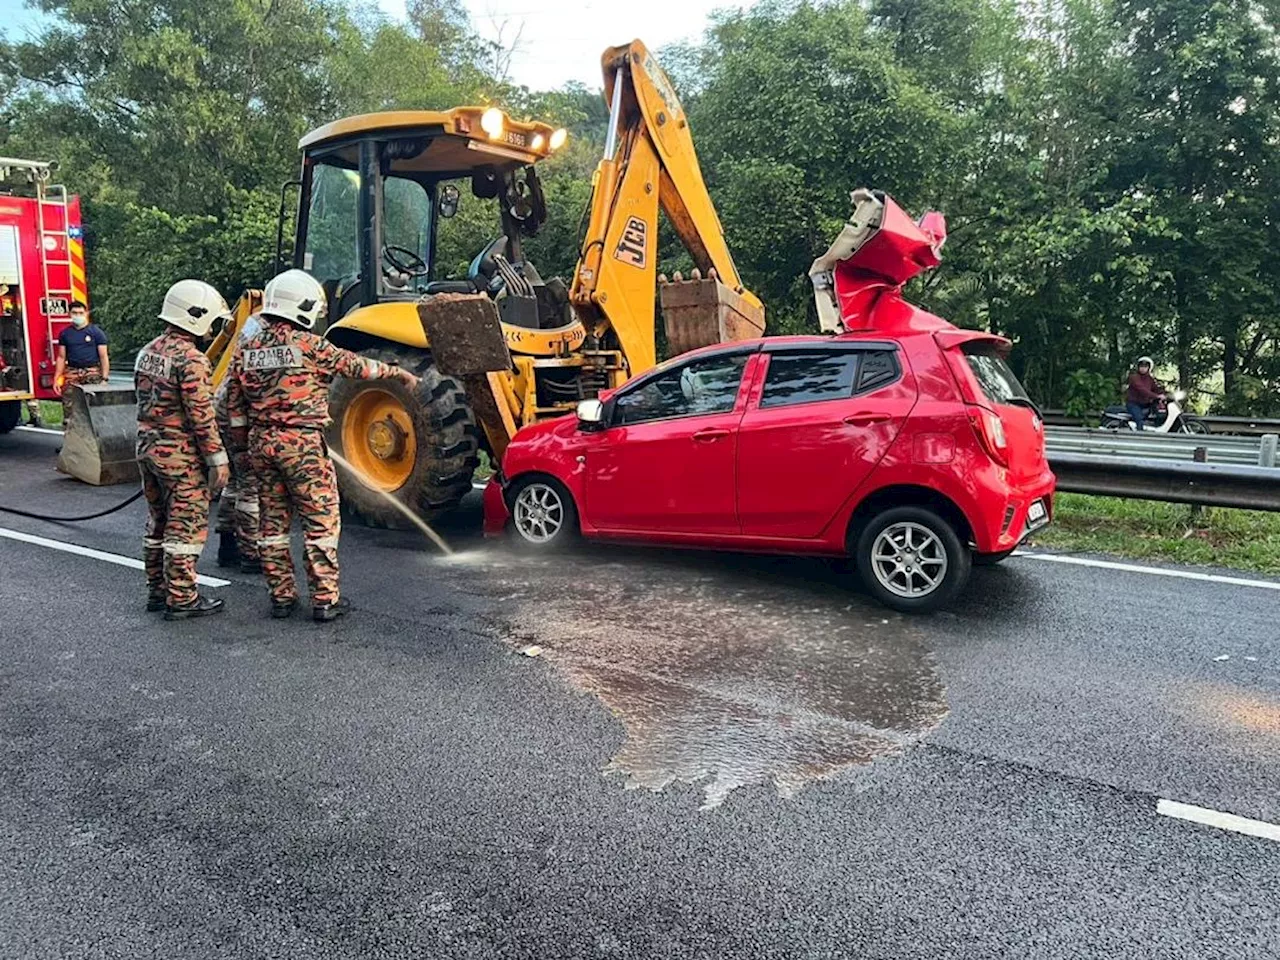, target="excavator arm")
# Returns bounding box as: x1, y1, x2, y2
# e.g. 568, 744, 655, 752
569, 40, 765, 374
